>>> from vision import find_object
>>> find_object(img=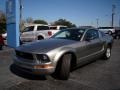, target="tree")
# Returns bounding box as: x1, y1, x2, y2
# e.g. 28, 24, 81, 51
0, 10, 6, 34
20, 20, 26, 32
34, 19, 48, 25
26, 17, 33, 24
52, 19, 76, 28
